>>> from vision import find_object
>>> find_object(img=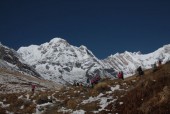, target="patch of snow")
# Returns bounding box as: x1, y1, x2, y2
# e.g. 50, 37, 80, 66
0, 101, 10, 108
36, 102, 53, 114
82, 92, 116, 112
20, 105, 24, 109
18, 95, 23, 99
119, 102, 123, 105
6, 111, 14, 114
122, 83, 127, 85
99, 96, 115, 111
26, 94, 30, 100
111, 85, 120, 92
106, 91, 112, 94
72, 110, 86, 114
132, 80, 136, 82
3, 98, 6, 102
48, 96, 51, 99
58, 107, 72, 113
33, 100, 36, 104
